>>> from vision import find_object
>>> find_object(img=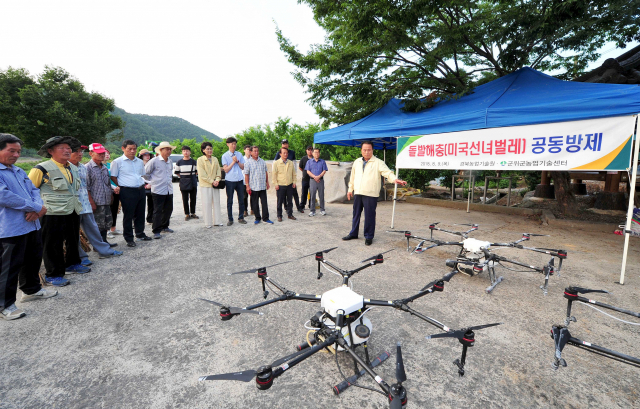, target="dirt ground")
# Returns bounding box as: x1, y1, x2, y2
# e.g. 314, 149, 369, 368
1, 188, 639, 409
